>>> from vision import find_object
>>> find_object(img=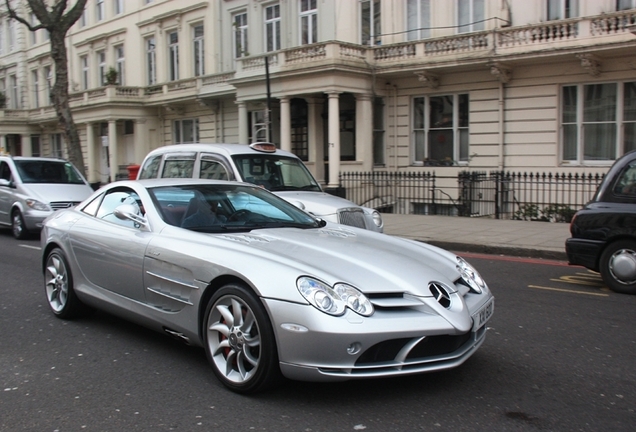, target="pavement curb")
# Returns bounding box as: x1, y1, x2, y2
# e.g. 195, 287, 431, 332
425, 240, 568, 261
